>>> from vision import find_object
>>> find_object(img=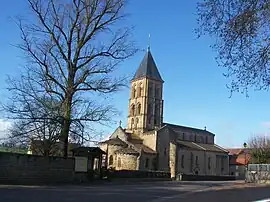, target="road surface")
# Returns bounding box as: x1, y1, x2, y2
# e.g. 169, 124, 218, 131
0, 181, 269, 202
